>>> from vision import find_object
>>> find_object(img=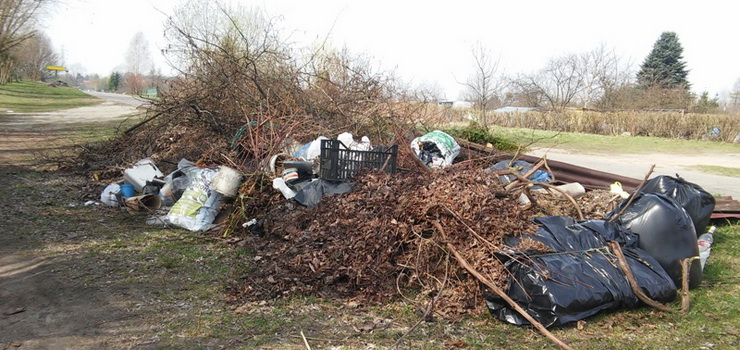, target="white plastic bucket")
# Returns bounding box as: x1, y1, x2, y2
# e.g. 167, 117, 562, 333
213, 166, 243, 197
